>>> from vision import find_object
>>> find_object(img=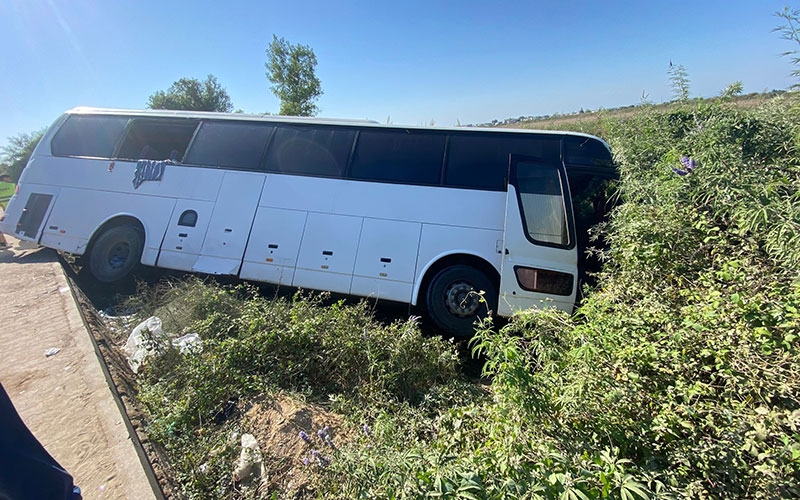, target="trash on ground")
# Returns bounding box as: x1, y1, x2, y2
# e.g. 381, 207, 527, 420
233, 433, 264, 483
44, 347, 61, 357
123, 317, 169, 373
123, 317, 203, 373
171, 333, 203, 354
